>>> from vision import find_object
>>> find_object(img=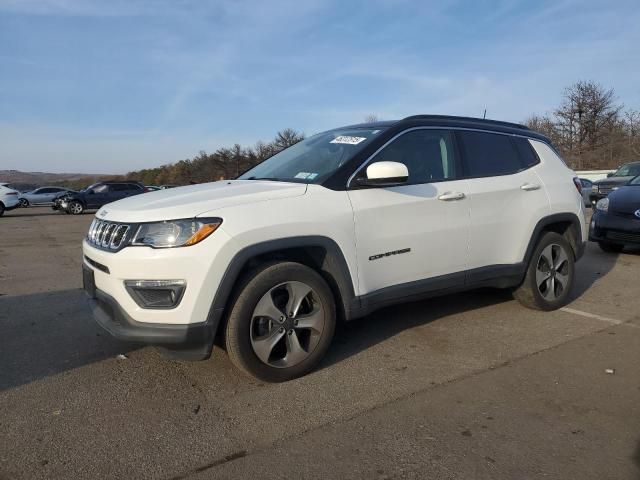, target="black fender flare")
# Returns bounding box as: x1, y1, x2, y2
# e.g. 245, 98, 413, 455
206, 235, 358, 338
523, 212, 585, 265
